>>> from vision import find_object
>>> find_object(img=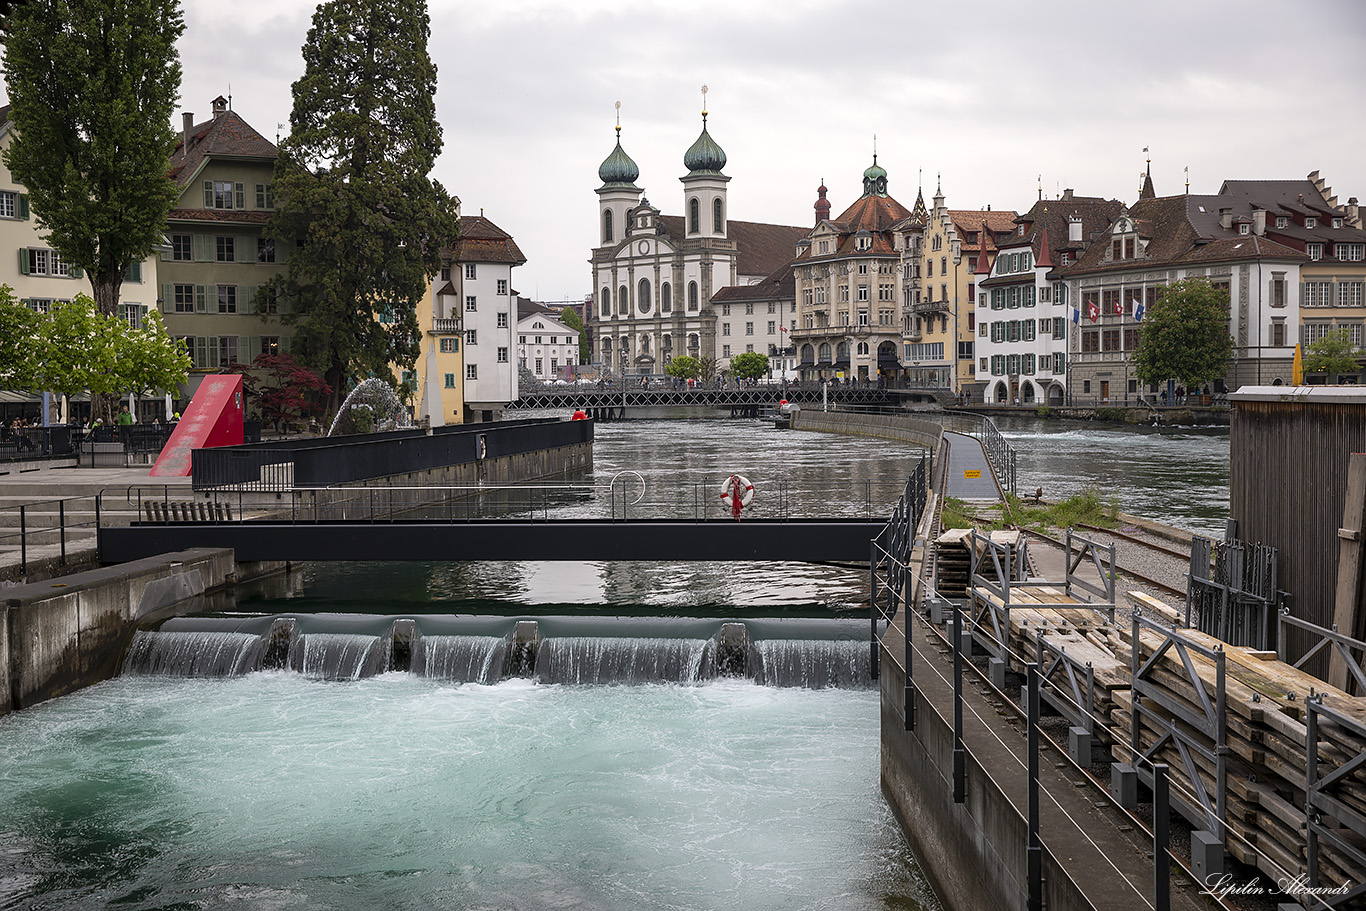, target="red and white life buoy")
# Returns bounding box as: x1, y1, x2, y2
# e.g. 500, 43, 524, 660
719, 474, 755, 519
